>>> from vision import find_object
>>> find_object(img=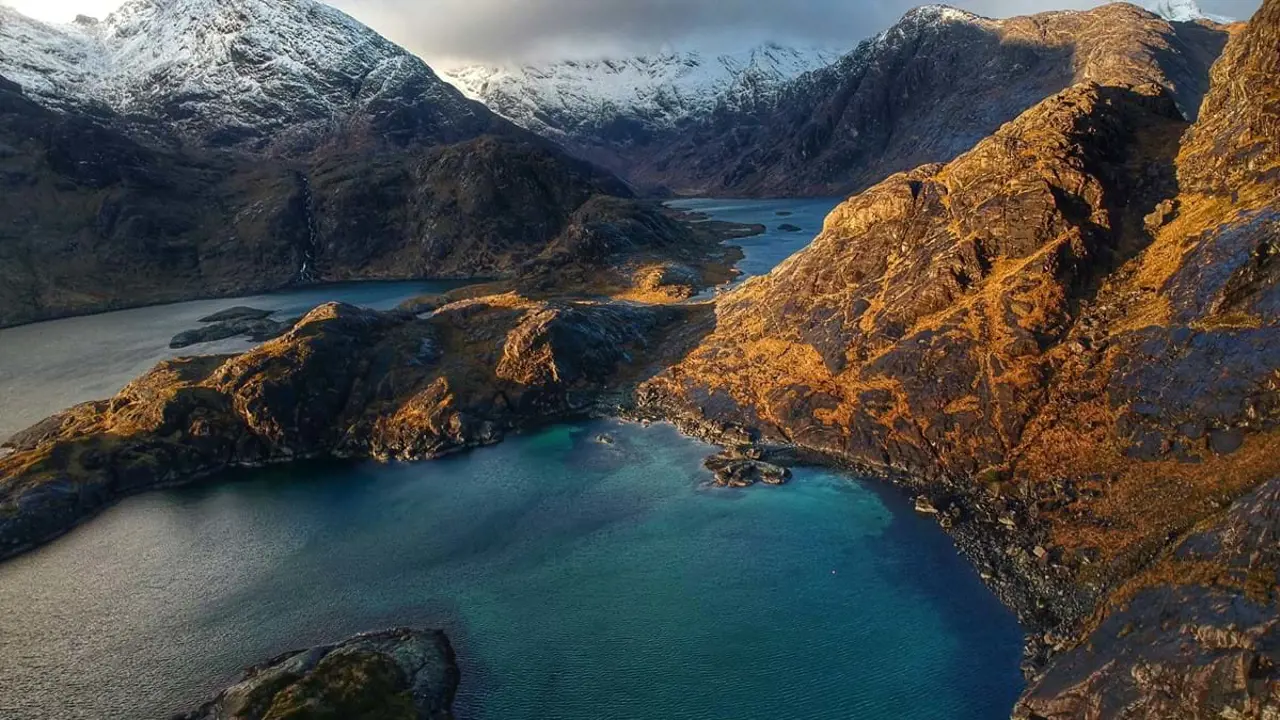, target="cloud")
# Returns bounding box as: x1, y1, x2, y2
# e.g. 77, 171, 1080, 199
1, 0, 126, 21
1, 0, 1263, 65
327, 0, 1261, 65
